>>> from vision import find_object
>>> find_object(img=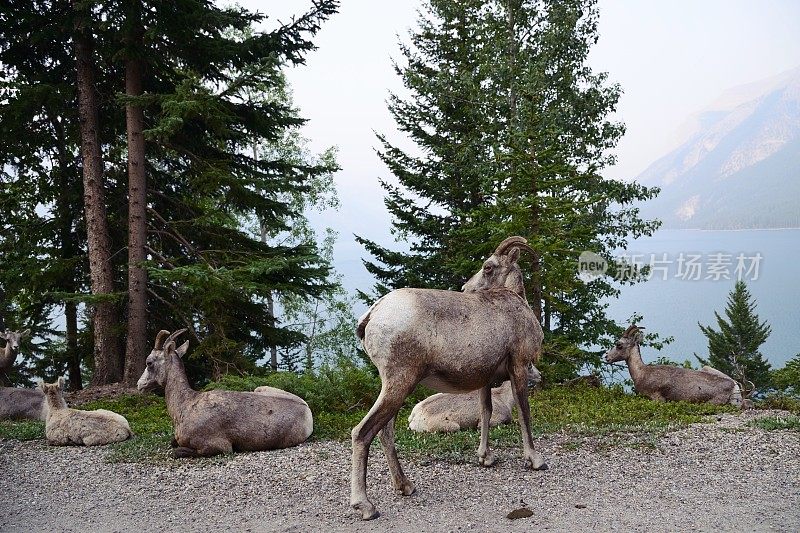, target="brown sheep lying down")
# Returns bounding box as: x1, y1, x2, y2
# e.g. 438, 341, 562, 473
137, 330, 313, 458
0, 386, 47, 421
